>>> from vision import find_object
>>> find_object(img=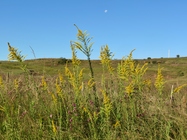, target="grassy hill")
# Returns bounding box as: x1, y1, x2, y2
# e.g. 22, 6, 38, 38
0, 57, 186, 84
1, 56, 187, 139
